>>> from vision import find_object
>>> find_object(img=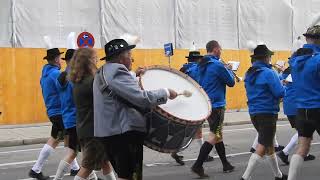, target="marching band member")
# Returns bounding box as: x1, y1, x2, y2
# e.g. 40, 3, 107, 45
191, 40, 235, 178
288, 25, 320, 180
277, 66, 315, 165
240, 44, 287, 180
29, 37, 65, 180
171, 51, 214, 165
93, 39, 177, 180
